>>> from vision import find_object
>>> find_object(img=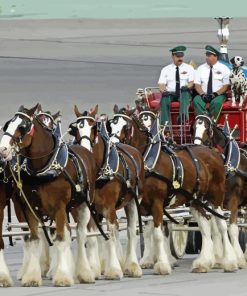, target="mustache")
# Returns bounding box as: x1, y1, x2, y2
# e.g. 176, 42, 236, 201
178, 59, 183, 62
